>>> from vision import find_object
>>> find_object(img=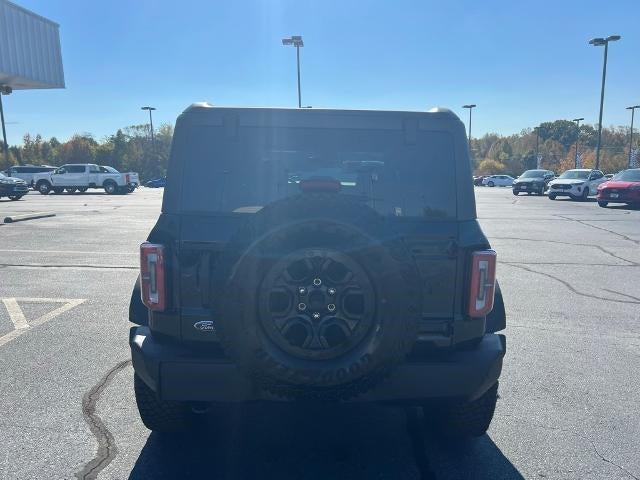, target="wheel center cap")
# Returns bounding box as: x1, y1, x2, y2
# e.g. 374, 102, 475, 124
258, 249, 375, 360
